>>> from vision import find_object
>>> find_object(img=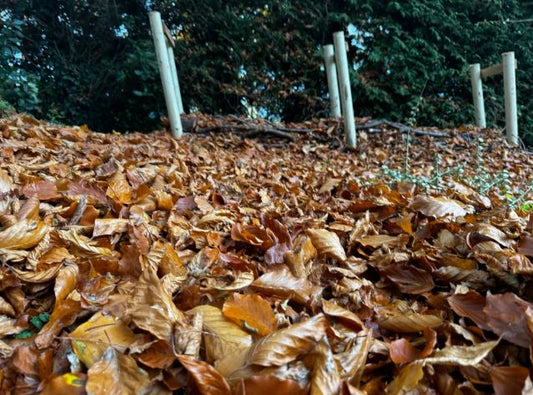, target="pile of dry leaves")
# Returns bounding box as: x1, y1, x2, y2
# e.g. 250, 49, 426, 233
1, 113, 533, 394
